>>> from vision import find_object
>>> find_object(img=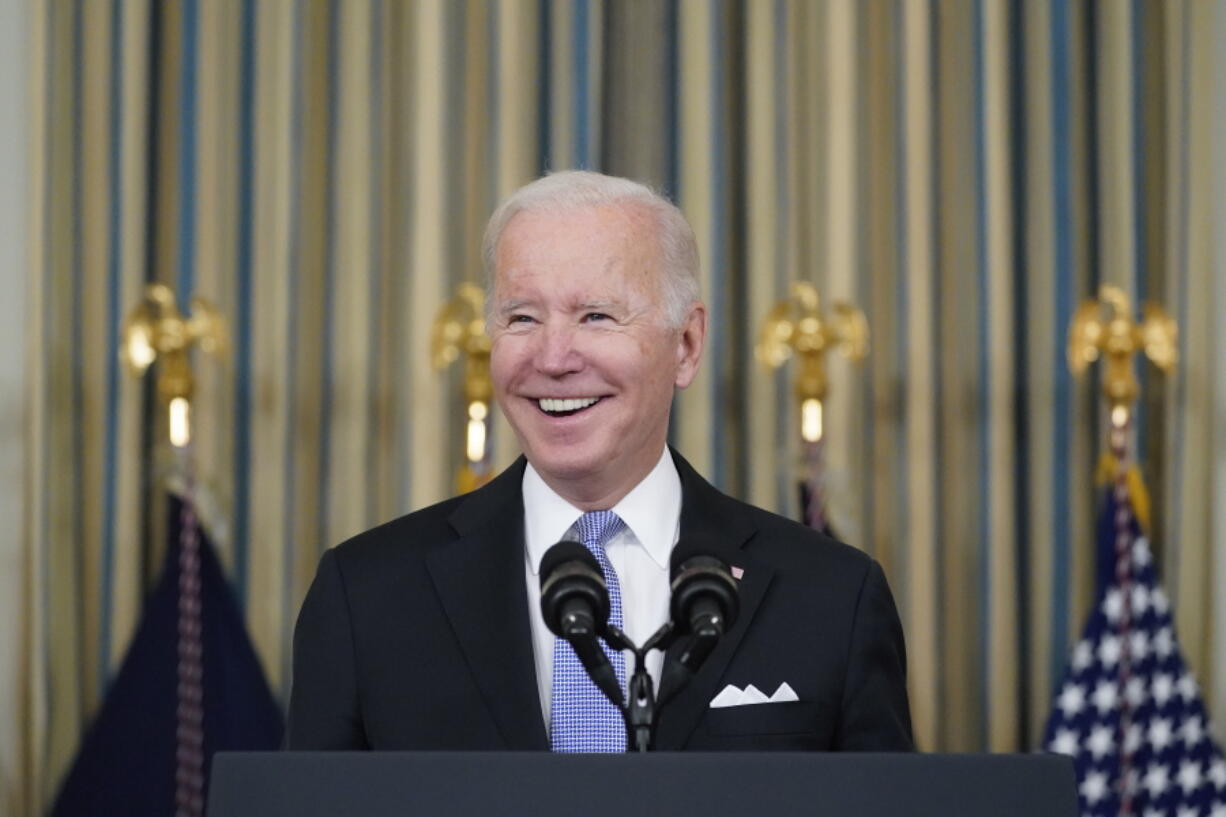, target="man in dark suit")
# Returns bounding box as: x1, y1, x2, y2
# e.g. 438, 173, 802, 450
287, 171, 912, 752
